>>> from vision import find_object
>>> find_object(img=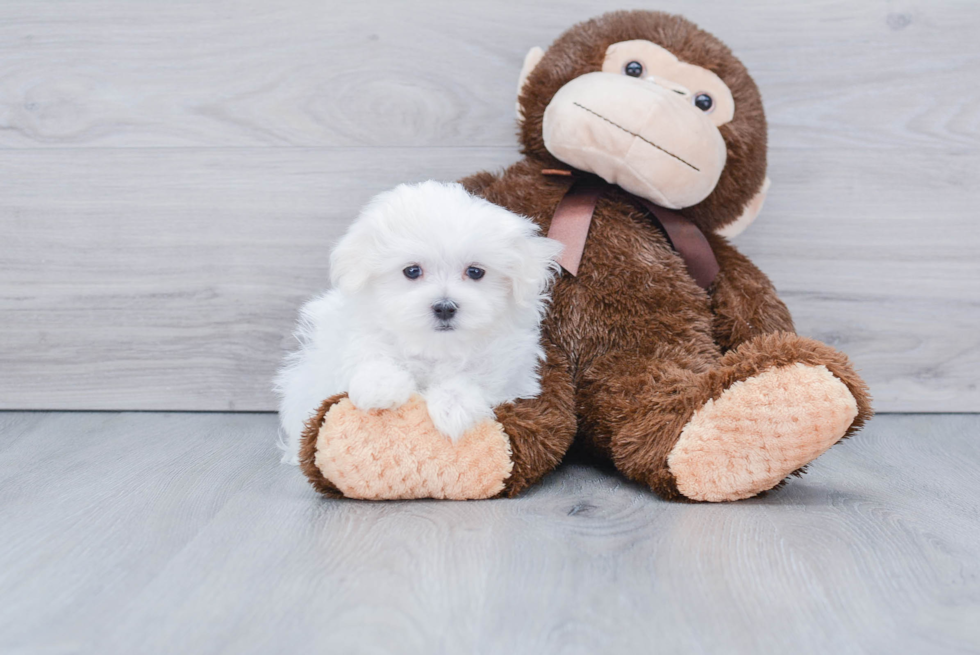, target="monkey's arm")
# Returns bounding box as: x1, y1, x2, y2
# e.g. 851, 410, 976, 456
706, 234, 795, 352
